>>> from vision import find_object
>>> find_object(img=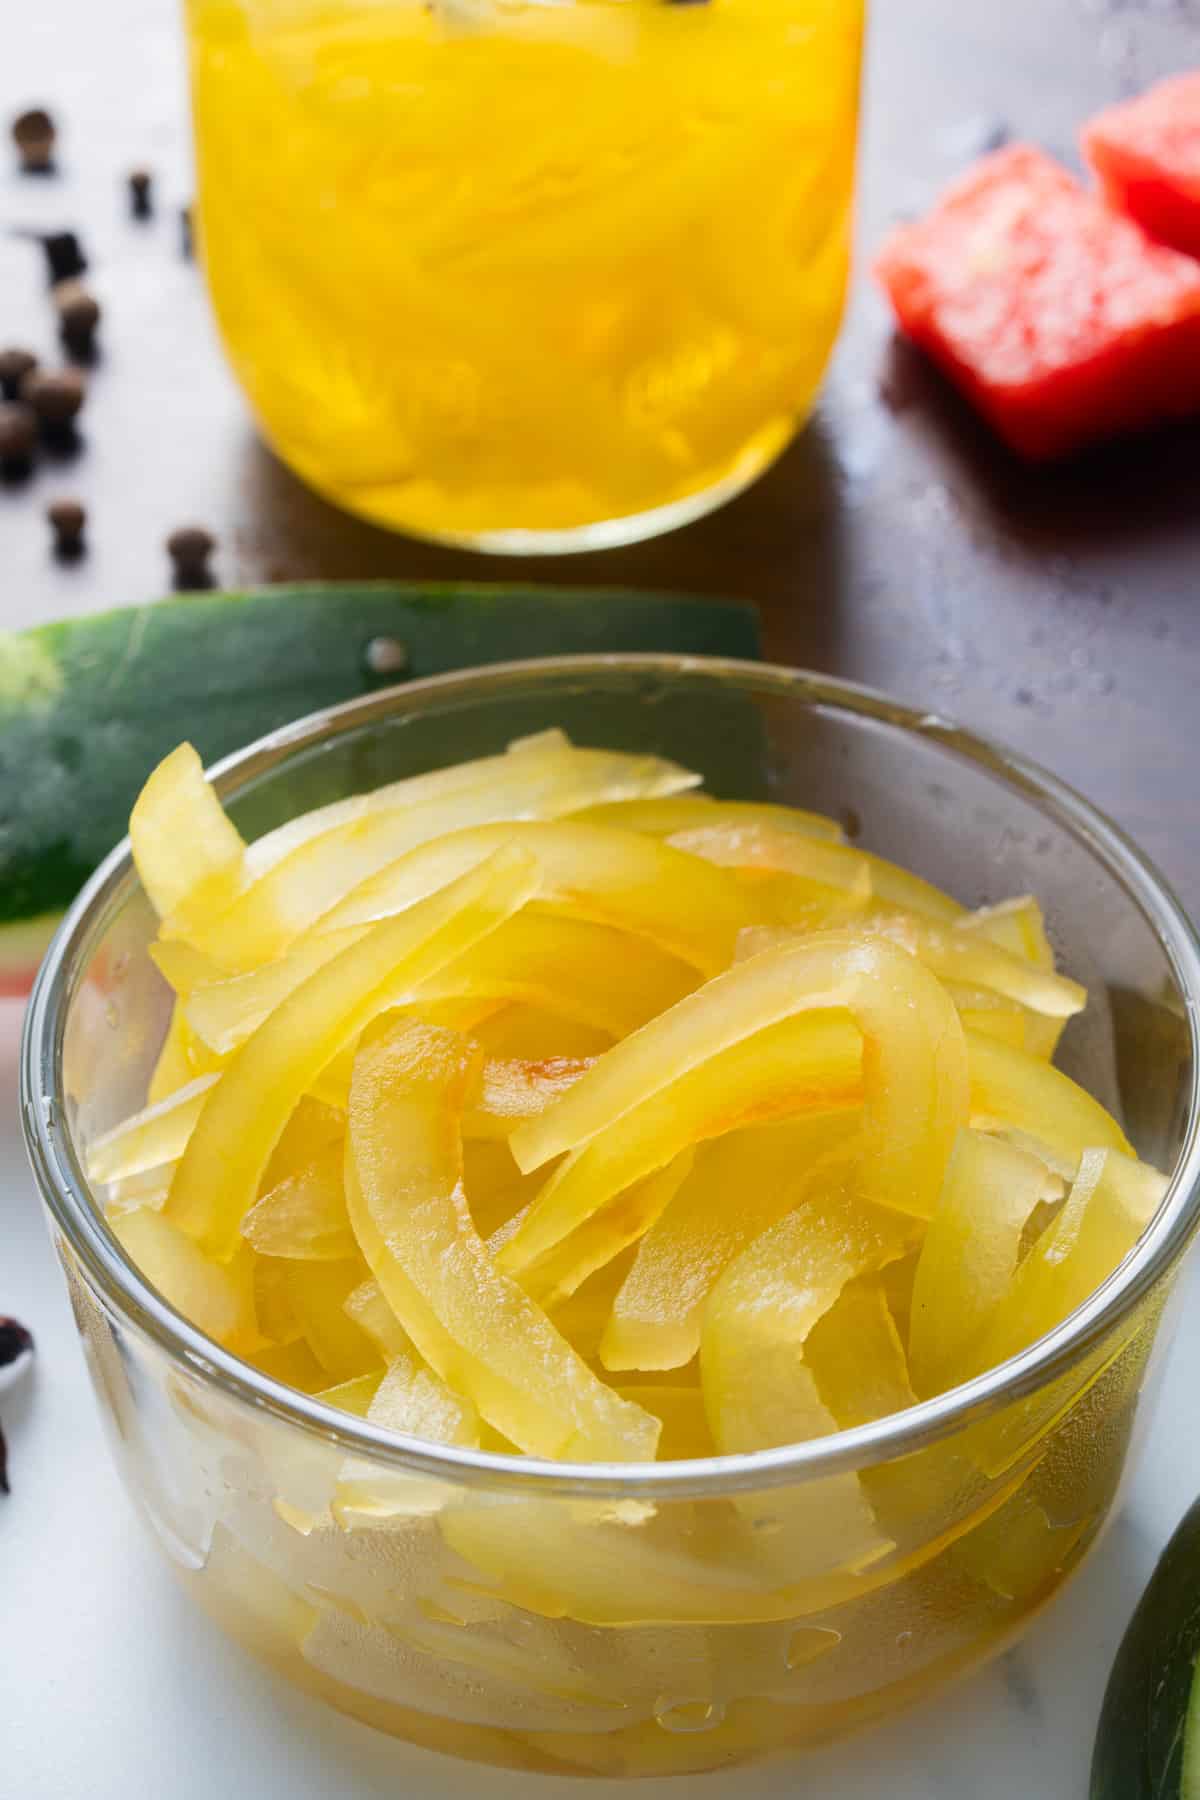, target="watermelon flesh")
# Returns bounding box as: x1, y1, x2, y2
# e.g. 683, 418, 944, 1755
875, 144, 1200, 459
1084, 72, 1200, 262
